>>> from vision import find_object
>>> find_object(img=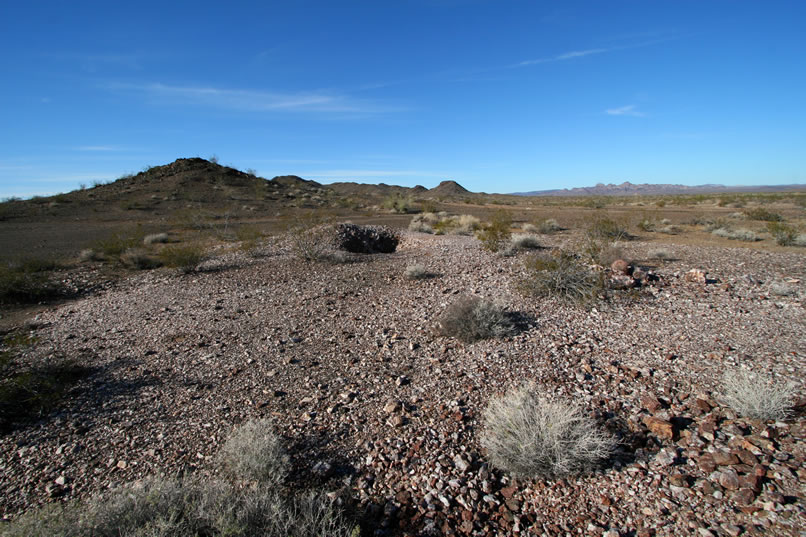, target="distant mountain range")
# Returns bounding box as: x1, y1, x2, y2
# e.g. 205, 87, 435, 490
513, 181, 806, 197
